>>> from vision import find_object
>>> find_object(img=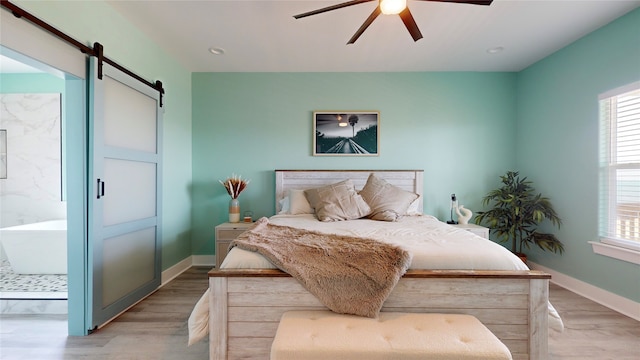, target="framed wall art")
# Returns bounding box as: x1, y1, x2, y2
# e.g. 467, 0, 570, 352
313, 111, 379, 156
